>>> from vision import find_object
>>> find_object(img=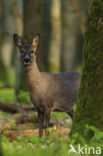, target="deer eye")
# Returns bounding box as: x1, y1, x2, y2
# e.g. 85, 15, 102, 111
20, 50, 24, 53
31, 50, 34, 53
